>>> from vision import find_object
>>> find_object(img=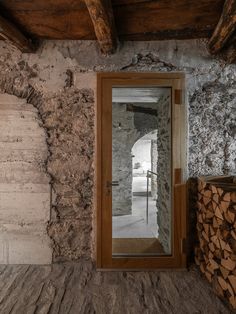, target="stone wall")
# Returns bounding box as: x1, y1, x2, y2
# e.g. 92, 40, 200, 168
0, 39, 234, 262
156, 95, 172, 254
112, 103, 157, 215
